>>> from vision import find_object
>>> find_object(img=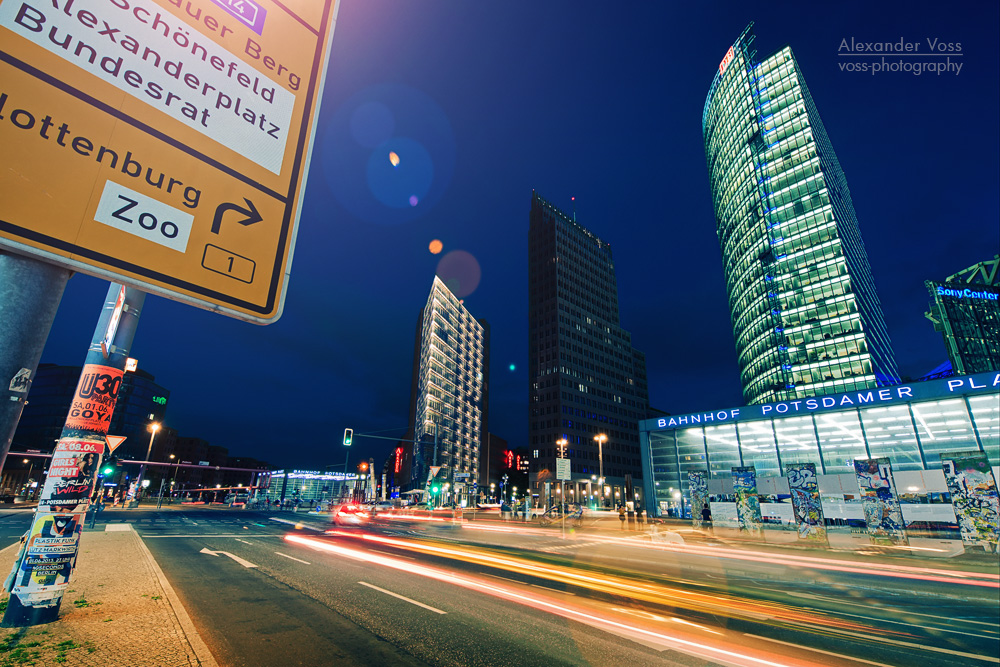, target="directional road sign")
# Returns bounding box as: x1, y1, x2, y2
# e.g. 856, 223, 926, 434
0, 0, 340, 322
